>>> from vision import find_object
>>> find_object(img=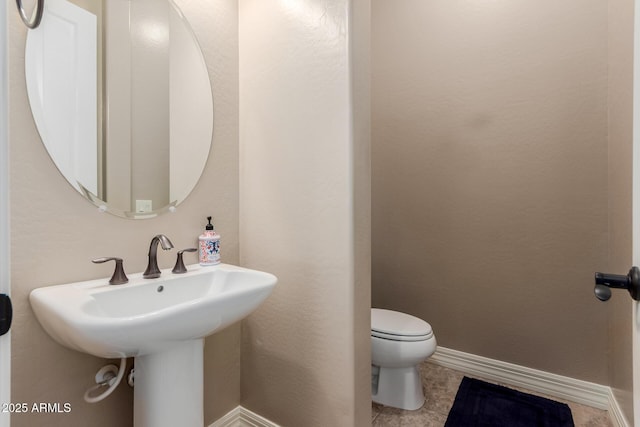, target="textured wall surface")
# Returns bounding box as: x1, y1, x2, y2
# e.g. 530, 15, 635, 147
9, 0, 239, 425
351, 0, 373, 424
239, 0, 371, 425
372, 0, 611, 384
